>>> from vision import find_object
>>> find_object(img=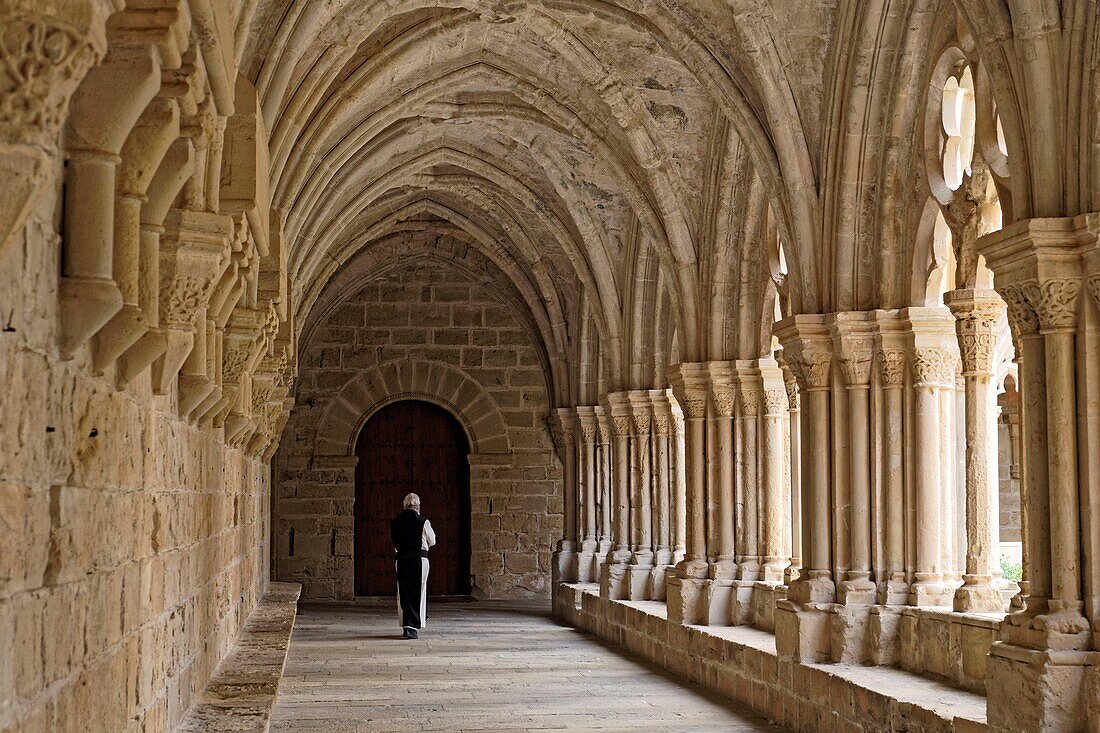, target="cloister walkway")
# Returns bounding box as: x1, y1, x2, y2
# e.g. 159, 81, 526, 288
270, 600, 786, 732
